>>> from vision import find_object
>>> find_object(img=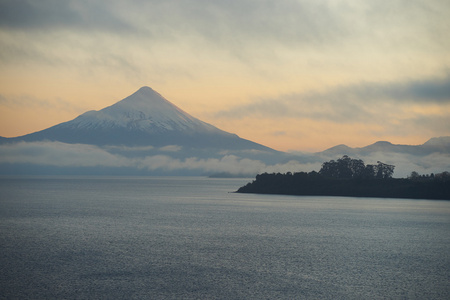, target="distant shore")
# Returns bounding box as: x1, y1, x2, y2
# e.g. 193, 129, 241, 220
236, 173, 450, 200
